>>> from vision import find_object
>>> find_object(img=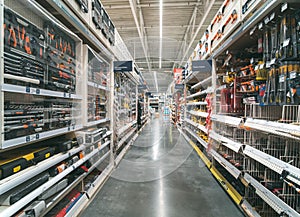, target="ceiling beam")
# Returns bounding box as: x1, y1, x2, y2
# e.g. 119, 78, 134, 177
179, 0, 215, 67
107, 2, 204, 9
172, 0, 202, 69
128, 0, 151, 71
